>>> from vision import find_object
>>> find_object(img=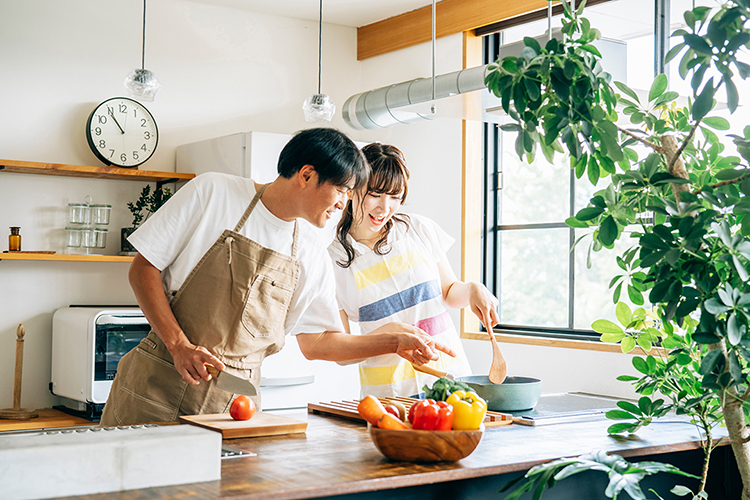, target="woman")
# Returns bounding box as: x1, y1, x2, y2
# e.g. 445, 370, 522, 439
328, 143, 499, 398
